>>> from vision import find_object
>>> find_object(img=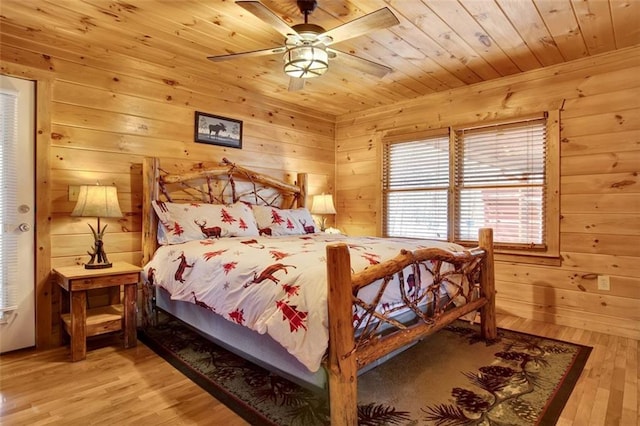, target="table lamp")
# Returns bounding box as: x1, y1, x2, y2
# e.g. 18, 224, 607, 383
310, 193, 336, 232
71, 184, 123, 269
